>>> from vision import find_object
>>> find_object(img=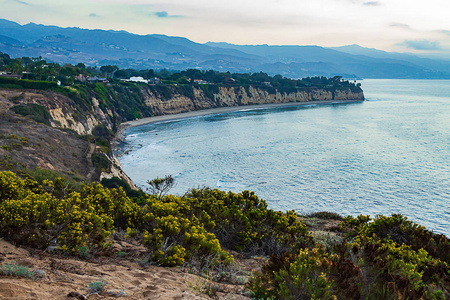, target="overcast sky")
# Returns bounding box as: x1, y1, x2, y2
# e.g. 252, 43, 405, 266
1, 0, 449, 55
